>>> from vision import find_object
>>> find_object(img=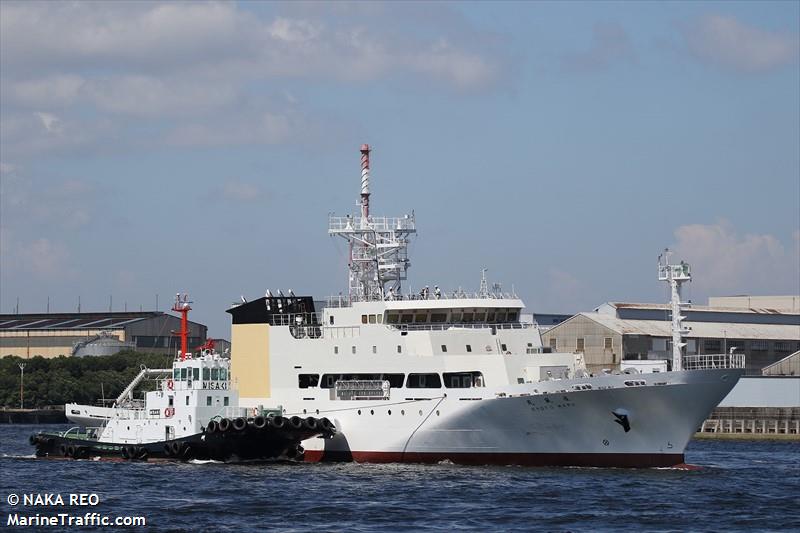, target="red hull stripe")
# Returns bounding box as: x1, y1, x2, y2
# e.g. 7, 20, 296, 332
304, 450, 685, 468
